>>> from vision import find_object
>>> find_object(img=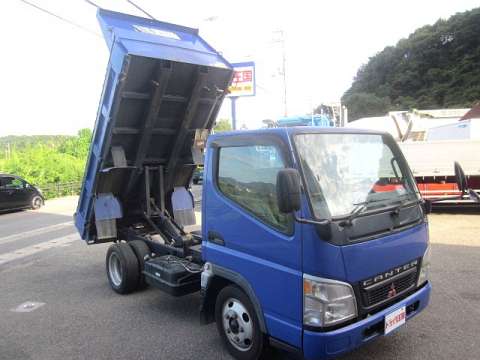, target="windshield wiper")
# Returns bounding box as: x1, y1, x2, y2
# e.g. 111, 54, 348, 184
340, 197, 422, 227
351, 198, 388, 216
337, 198, 390, 226
389, 197, 423, 216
